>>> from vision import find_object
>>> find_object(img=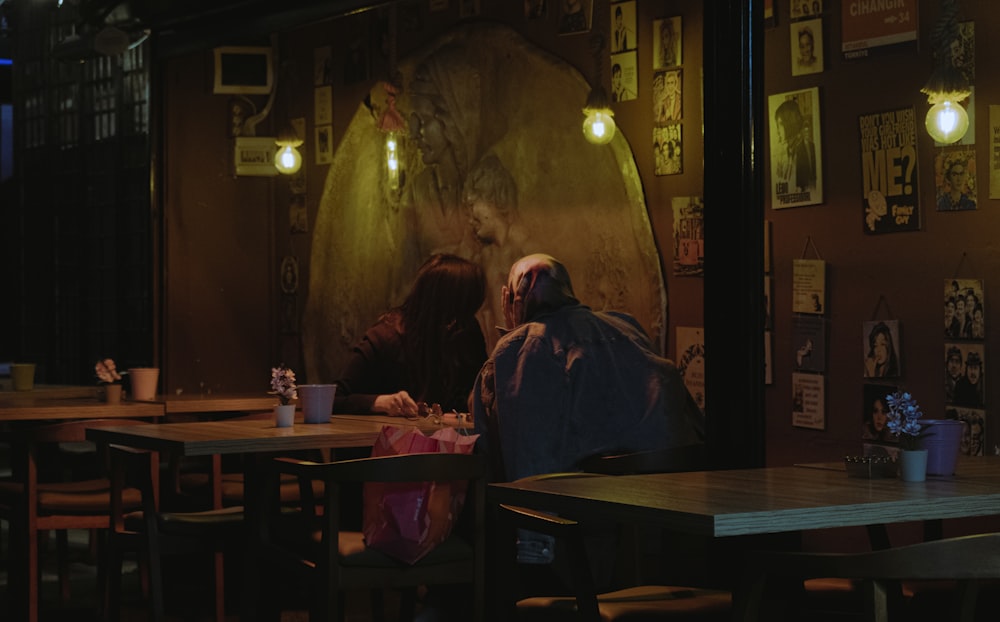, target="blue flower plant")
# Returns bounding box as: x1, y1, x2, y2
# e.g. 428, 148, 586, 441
884, 391, 927, 451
